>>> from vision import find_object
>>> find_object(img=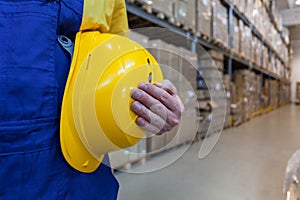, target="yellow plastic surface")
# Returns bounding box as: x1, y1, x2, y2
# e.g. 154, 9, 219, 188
60, 31, 163, 173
